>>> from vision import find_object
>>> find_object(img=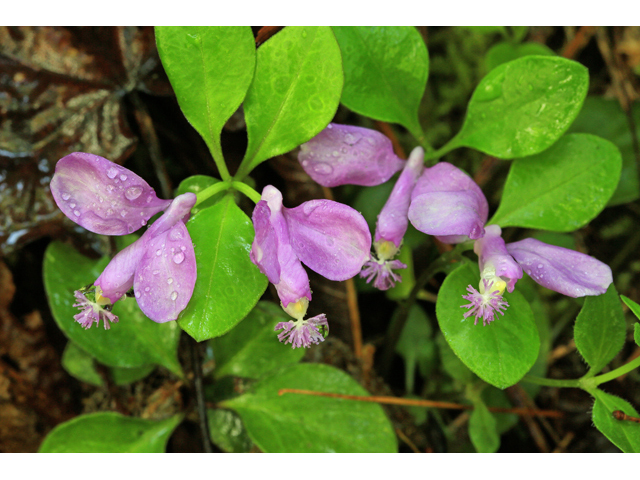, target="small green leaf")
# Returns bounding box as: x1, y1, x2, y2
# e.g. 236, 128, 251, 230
207, 409, 254, 453
332, 26, 428, 137
210, 302, 305, 379
39, 412, 182, 453
43, 242, 183, 376
591, 389, 640, 453
574, 284, 626, 375
435, 263, 539, 389
62, 342, 103, 386
395, 304, 435, 393
635, 324, 640, 347
451, 56, 588, 158
155, 26, 256, 167
176, 175, 223, 215
485, 42, 555, 71
621, 295, 640, 322
111, 365, 155, 386
224, 363, 397, 452
569, 97, 640, 205
178, 195, 267, 341
240, 26, 343, 176
436, 333, 474, 384
491, 133, 622, 231
468, 398, 500, 453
